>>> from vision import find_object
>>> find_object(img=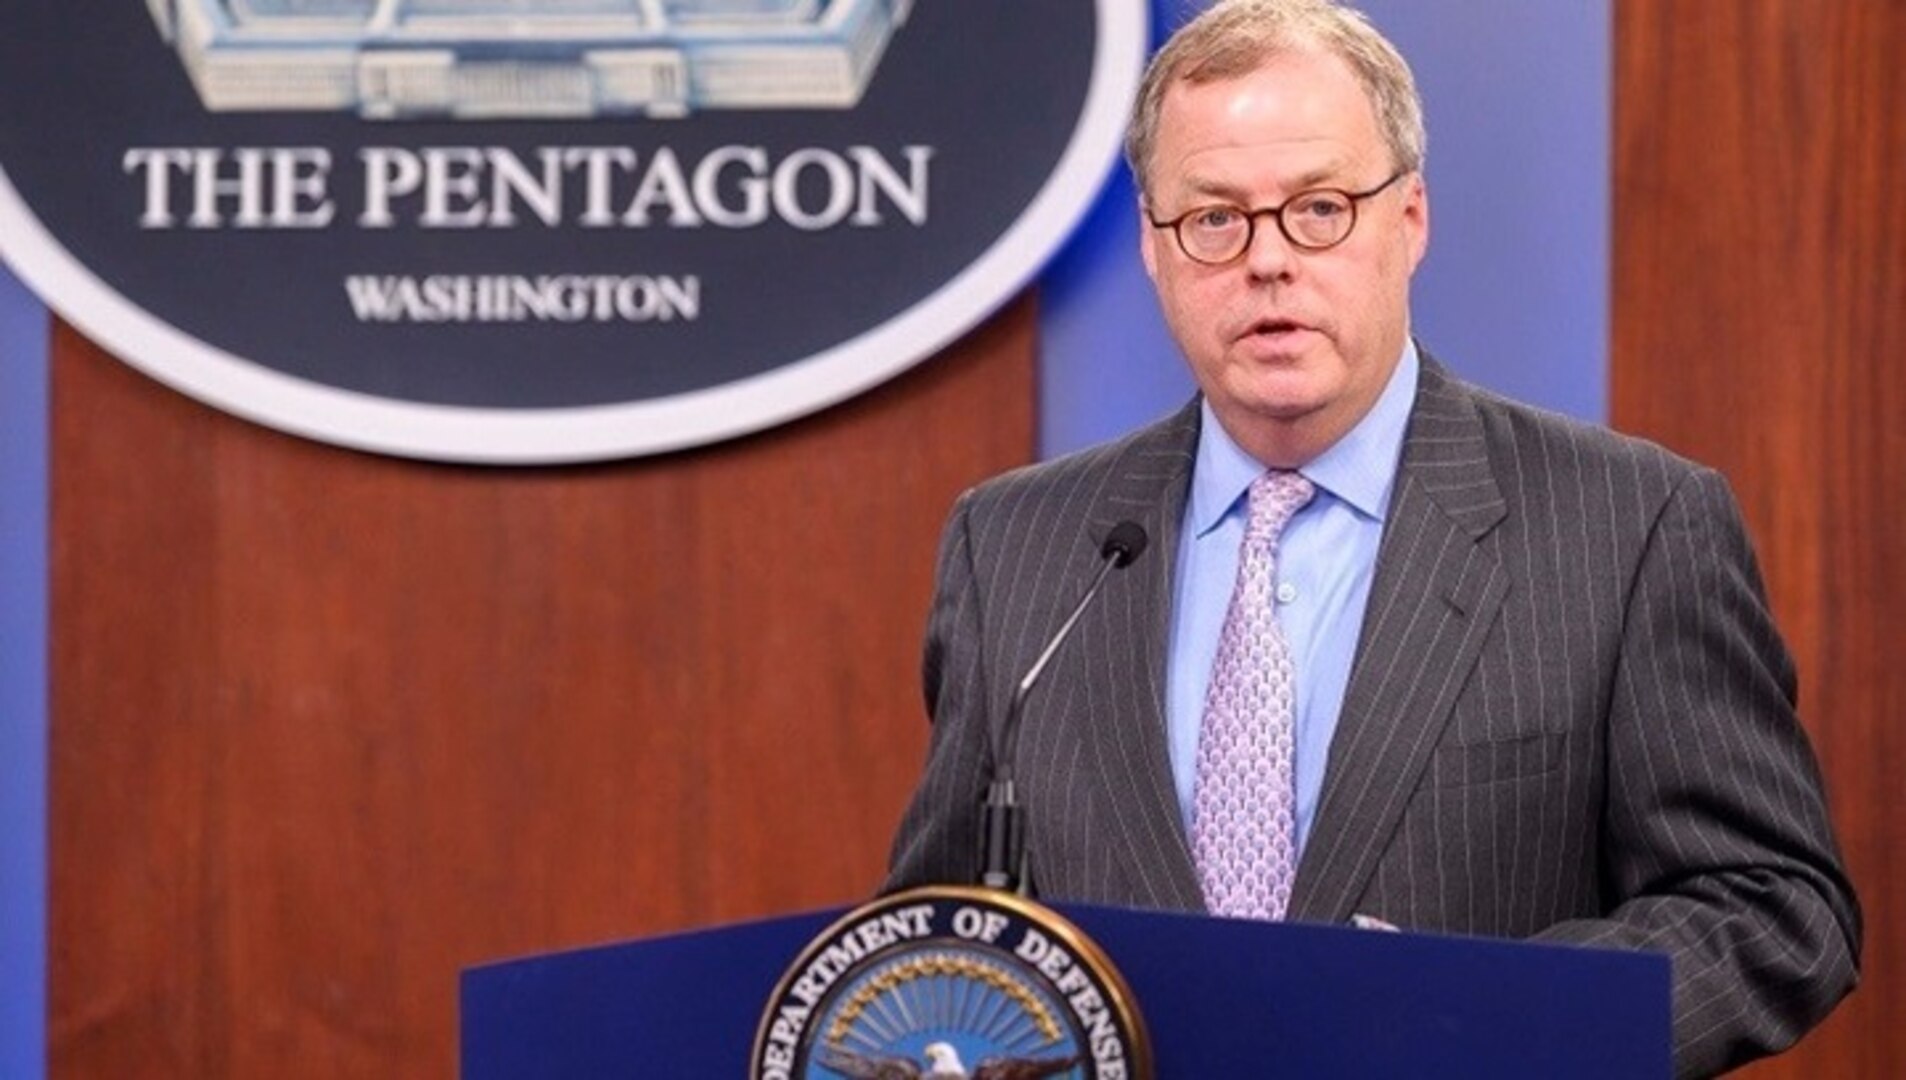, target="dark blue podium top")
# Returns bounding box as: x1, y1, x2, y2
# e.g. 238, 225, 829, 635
463, 903, 1669, 1077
